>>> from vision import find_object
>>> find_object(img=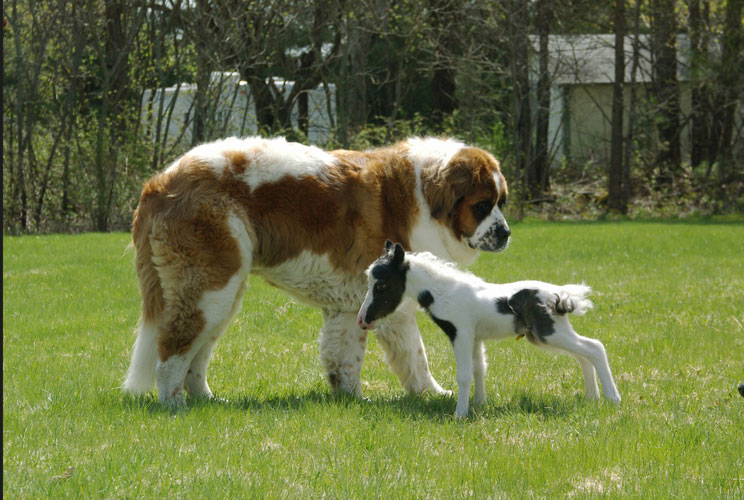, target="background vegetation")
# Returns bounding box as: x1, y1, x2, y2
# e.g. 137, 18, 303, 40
3, 221, 743, 498
3, 0, 743, 234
